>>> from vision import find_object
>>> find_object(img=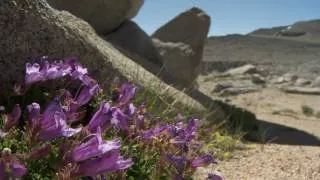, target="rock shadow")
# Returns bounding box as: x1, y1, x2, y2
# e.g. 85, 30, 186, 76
186, 89, 320, 146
